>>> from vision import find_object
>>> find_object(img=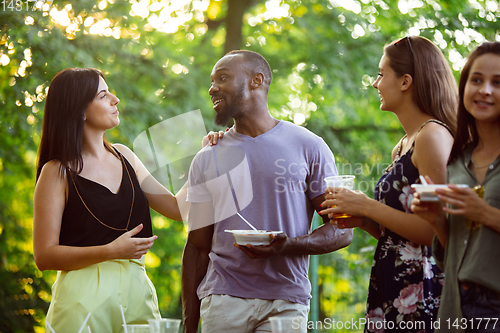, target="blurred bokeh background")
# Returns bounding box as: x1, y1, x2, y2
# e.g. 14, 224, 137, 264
0, 0, 499, 331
